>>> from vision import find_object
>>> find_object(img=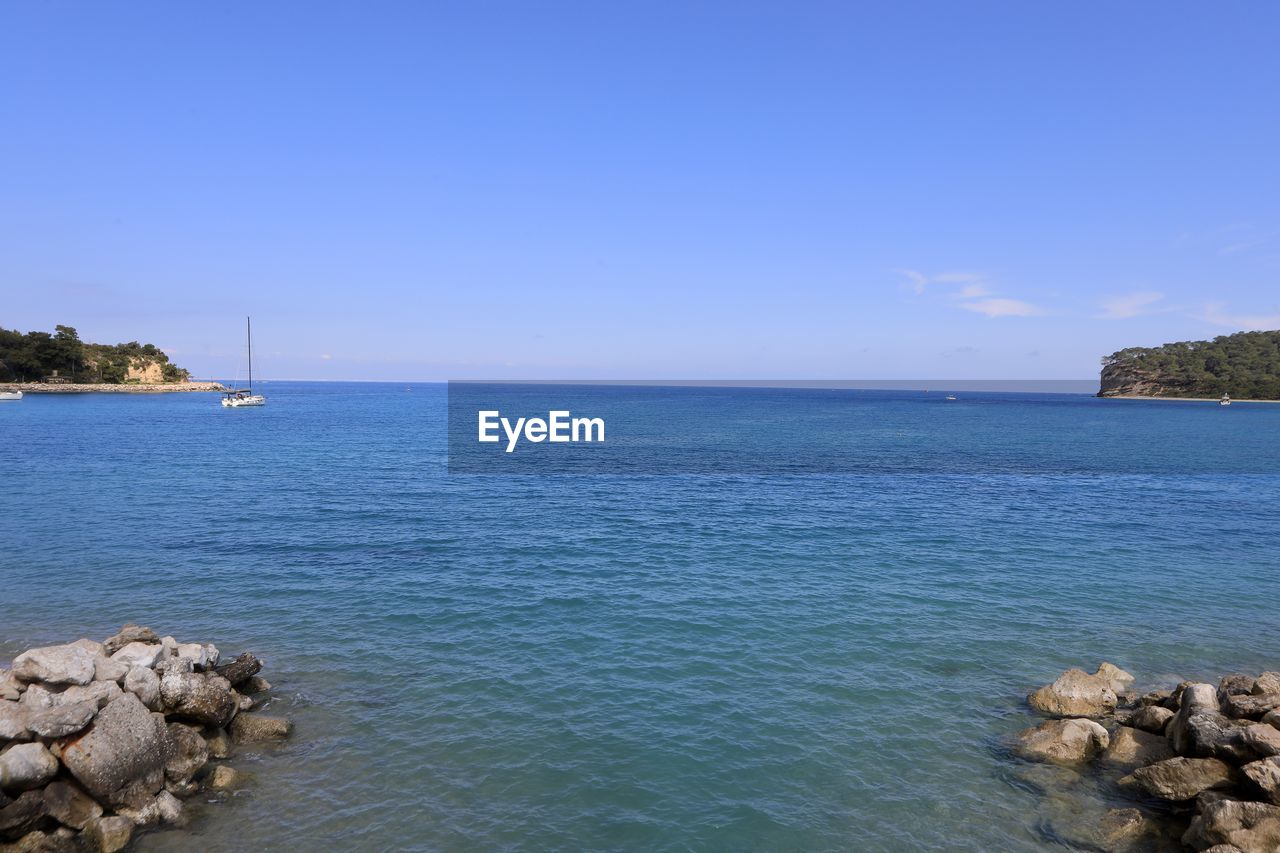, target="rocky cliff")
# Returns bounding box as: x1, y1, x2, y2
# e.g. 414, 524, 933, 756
1099, 330, 1280, 398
